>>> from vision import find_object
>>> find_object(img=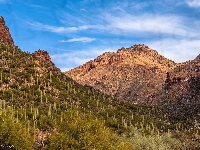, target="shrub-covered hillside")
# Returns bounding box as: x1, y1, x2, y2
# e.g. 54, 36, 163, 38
0, 44, 199, 149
